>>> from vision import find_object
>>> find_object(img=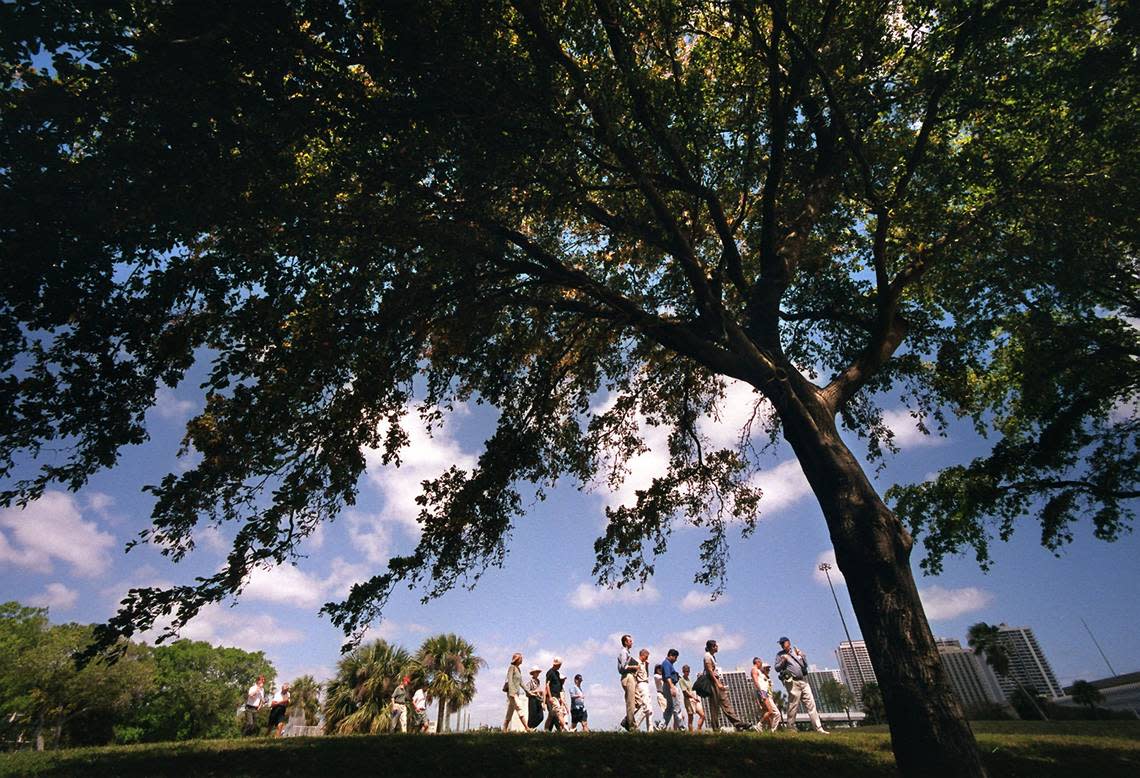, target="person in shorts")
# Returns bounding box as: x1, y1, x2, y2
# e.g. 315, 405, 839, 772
266, 682, 290, 737
679, 664, 704, 731
568, 674, 589, 731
